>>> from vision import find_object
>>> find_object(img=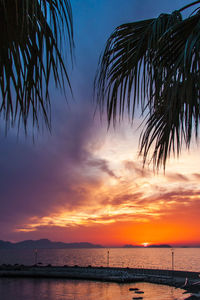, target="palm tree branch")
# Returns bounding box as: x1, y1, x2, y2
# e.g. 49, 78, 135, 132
0, 0, 74, 131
